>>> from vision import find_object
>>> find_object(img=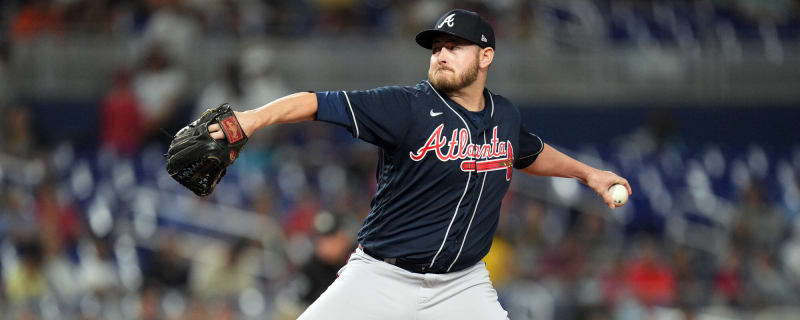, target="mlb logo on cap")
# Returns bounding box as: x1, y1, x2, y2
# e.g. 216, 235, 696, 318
416, 9, 496, 50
